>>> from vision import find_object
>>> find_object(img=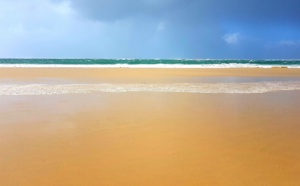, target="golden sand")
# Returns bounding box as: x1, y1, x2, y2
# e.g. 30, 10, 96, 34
0, 68, 300, 186
1, 67, 300, 80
